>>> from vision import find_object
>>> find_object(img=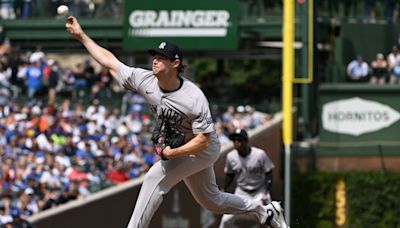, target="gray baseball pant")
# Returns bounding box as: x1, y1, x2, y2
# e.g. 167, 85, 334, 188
219, 188, 271, 228
126, 139, 266, 228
